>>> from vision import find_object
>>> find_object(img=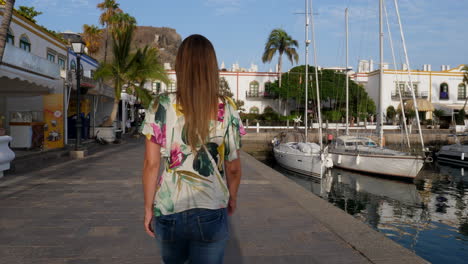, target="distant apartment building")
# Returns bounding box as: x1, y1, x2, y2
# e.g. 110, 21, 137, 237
352, 60, 466, 119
